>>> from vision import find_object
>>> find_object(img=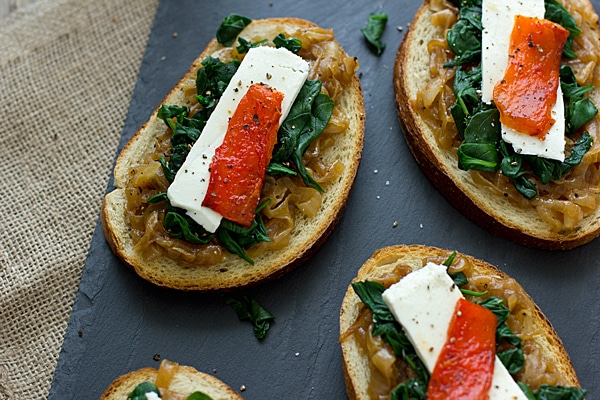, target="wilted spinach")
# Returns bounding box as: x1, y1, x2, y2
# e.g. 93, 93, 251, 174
352, 280, 429, 390
561, 65, 598, 134
518, 383, 587, 400
223, 295, 275, 340
216, 13, 252, 46
270, 79, 334, 191
147, 193, 213, 244
217, 200, 271, 265
185, 392, 213, 400
235, 37, 268, 54
445, 0, 482, 67
545, 0, 581, 59
273, 33, 302, 54
361, 12, 388, 56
